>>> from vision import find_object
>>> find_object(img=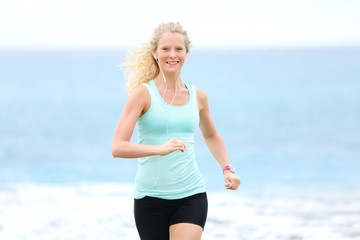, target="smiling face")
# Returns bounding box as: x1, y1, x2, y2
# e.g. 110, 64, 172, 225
154, 32, 187, 74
